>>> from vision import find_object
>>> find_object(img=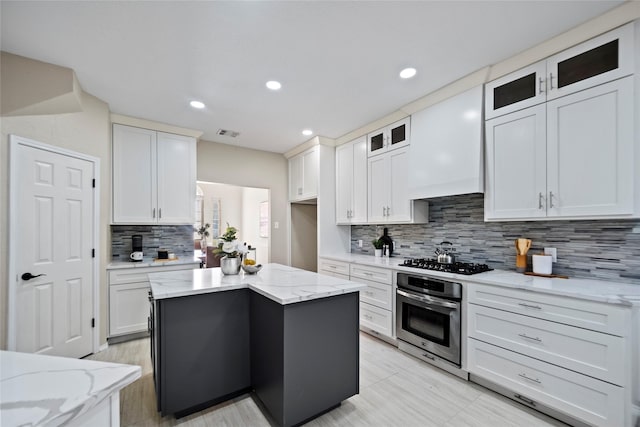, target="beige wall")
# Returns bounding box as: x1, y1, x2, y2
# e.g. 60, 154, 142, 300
0, 91, 111, 350
197, 140, 288, 264
290, 204, 318, 272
